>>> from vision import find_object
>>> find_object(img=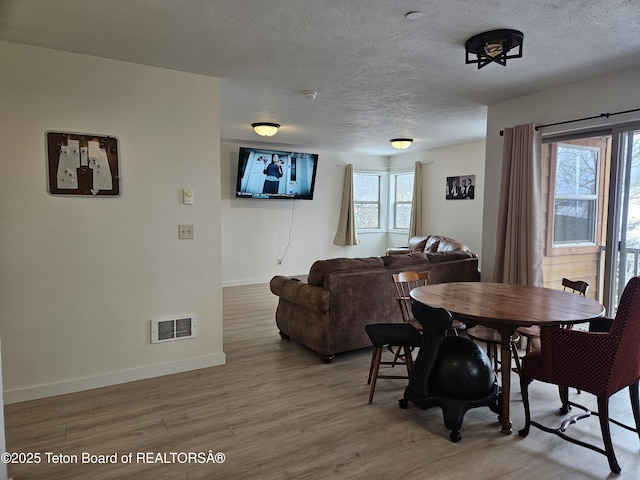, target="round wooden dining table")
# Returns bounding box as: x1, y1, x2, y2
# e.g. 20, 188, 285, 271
410, 282, 606, 435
